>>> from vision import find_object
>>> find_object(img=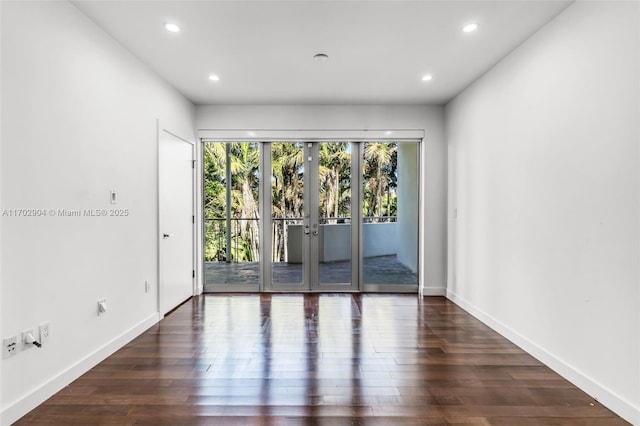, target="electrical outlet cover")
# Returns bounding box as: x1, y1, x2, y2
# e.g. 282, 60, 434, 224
39, 322, 51, 346
3, 336, 18, 358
